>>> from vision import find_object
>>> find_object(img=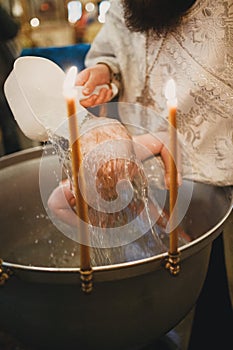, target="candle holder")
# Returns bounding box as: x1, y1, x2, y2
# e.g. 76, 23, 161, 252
80, 268, 93, 294
164, 252, 181, 276
0, 259, 12, 286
